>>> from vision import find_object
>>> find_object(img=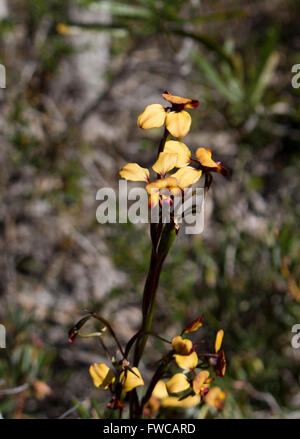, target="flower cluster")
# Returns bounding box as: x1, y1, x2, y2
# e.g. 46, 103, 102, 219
85, 315, 226, 415
120, 91, 228, 210
143, 318, 227, 415
89, 362, 144, 409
